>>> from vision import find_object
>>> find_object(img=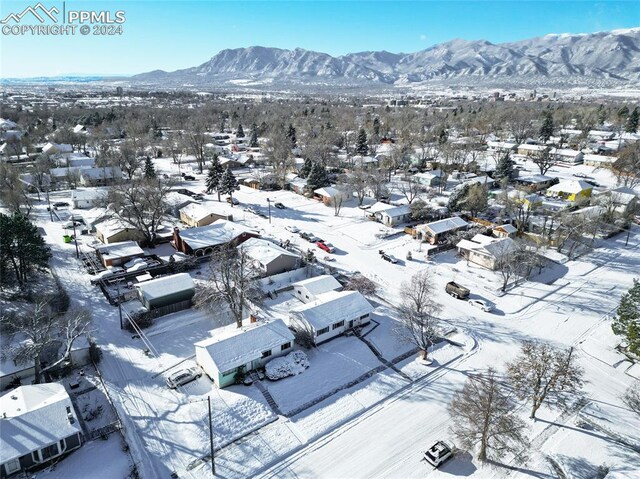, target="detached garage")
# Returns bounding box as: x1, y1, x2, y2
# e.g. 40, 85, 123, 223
135, 273, 195, 310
